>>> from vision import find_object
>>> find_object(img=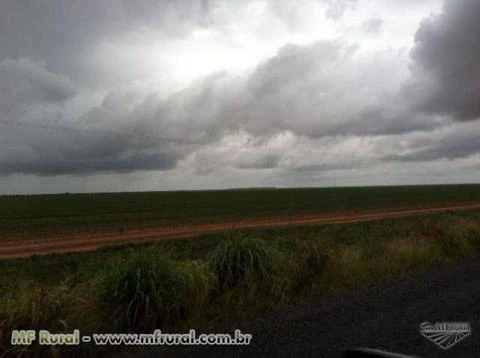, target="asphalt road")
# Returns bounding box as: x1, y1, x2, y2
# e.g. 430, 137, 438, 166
126, 256, 480, 358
